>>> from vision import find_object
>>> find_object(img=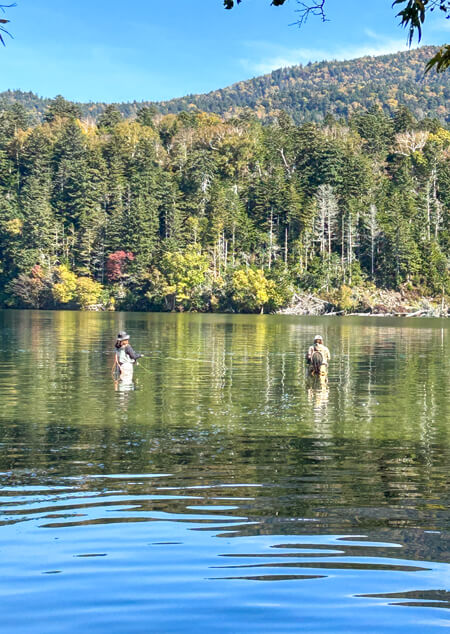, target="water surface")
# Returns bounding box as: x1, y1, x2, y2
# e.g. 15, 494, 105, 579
0, 311, 449, 633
